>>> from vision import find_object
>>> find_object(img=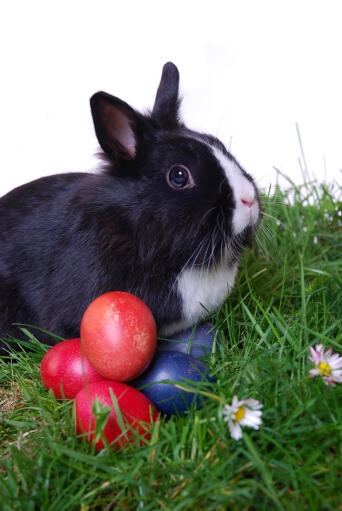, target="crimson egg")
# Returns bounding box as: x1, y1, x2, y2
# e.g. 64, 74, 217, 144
40, 338, 104, 399
75, 380, 159, 450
